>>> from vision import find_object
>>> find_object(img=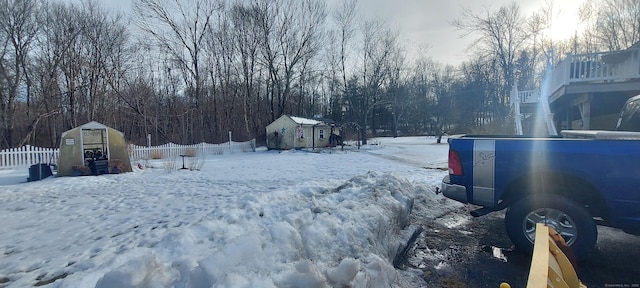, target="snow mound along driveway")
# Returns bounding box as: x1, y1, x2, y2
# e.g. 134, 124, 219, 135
0, 170, 427, 288
92, 171, 416, 288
